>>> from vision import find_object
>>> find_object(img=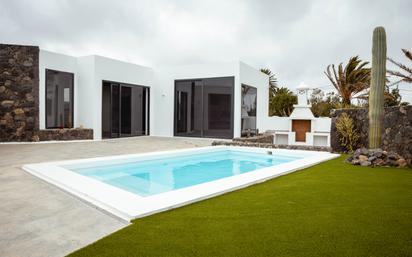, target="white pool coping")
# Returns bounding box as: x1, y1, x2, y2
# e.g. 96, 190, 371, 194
23, 146, 339, 221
